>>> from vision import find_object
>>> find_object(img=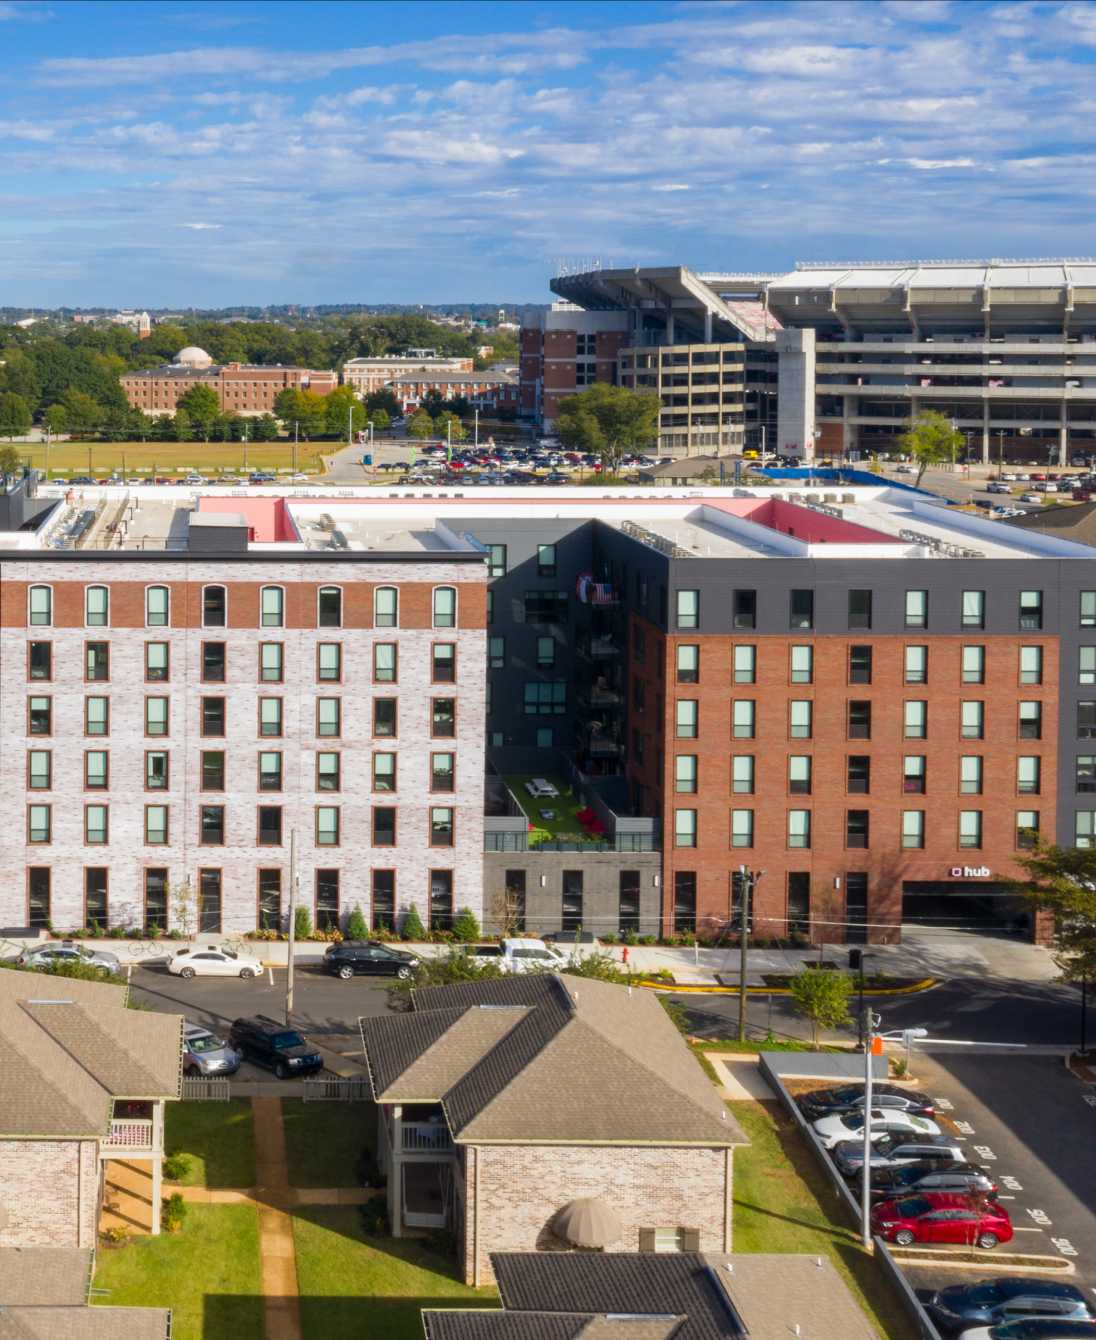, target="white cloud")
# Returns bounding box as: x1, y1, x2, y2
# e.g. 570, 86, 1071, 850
180, 222, 223, 230
651, 183, 690, 191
